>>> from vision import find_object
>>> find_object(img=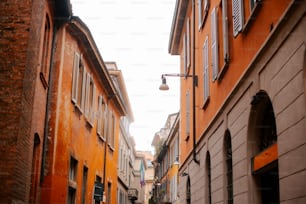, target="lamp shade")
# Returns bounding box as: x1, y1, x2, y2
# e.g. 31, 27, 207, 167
159, 77, 169, 90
